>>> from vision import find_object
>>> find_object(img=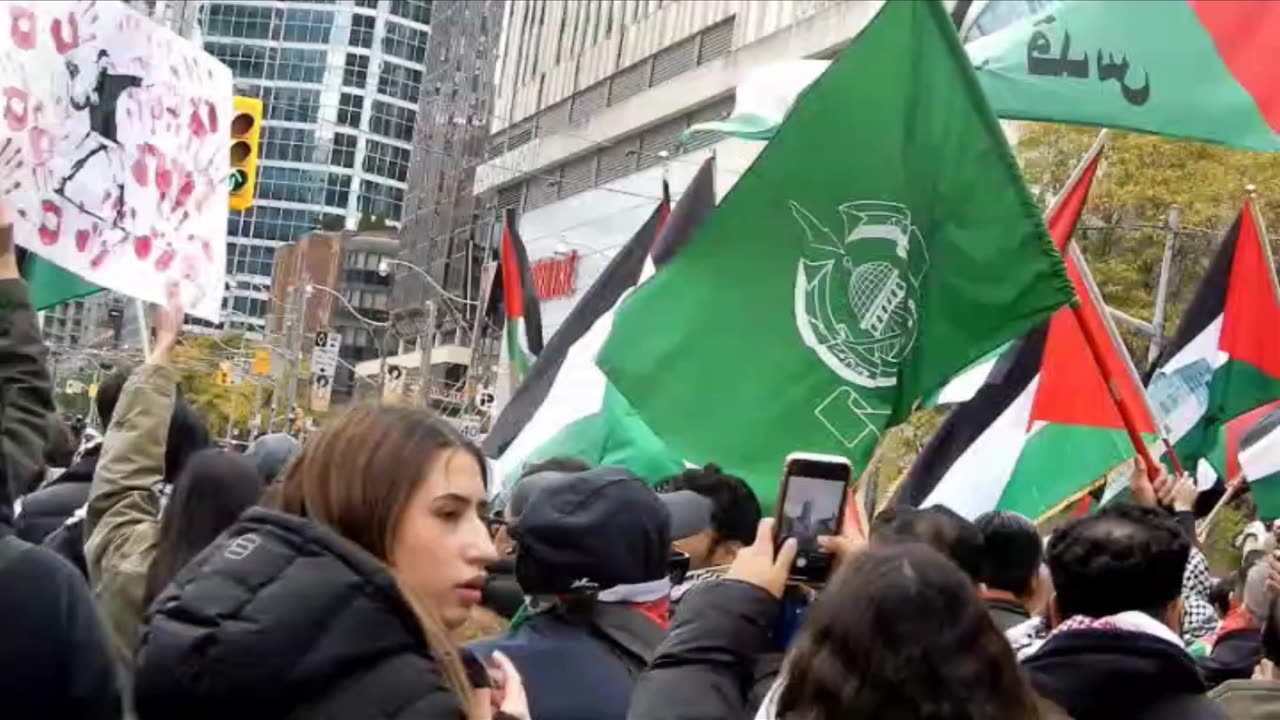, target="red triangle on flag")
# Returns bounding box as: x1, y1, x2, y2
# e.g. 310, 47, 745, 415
1218, 200, 1280, 379
1027, 148, 1156, 435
